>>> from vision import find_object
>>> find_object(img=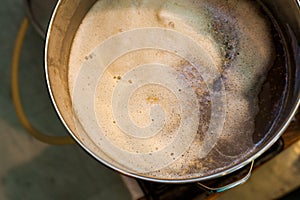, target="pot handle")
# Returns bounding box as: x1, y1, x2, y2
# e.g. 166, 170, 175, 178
197, 160, 254, 193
